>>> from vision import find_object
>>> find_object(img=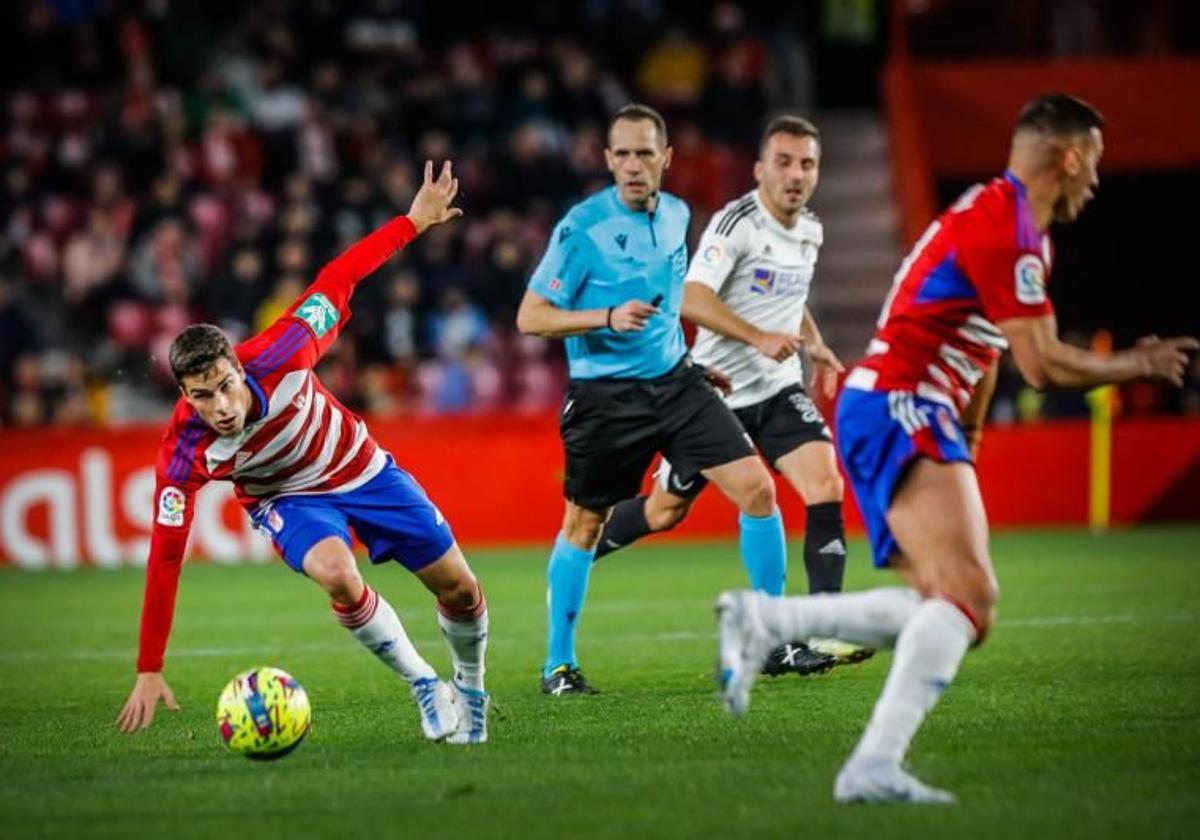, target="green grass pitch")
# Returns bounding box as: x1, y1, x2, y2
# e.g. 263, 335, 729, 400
1, 526, 1198, 838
